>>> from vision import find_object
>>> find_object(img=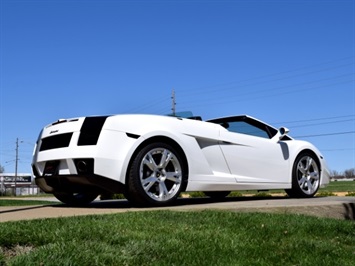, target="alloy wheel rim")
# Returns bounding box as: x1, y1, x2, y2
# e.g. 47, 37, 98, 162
139, 148, 182, 201
296, 155, 320, 195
